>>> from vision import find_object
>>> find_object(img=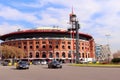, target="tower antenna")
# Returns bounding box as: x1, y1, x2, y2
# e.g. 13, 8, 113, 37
72, 6, 74, 14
